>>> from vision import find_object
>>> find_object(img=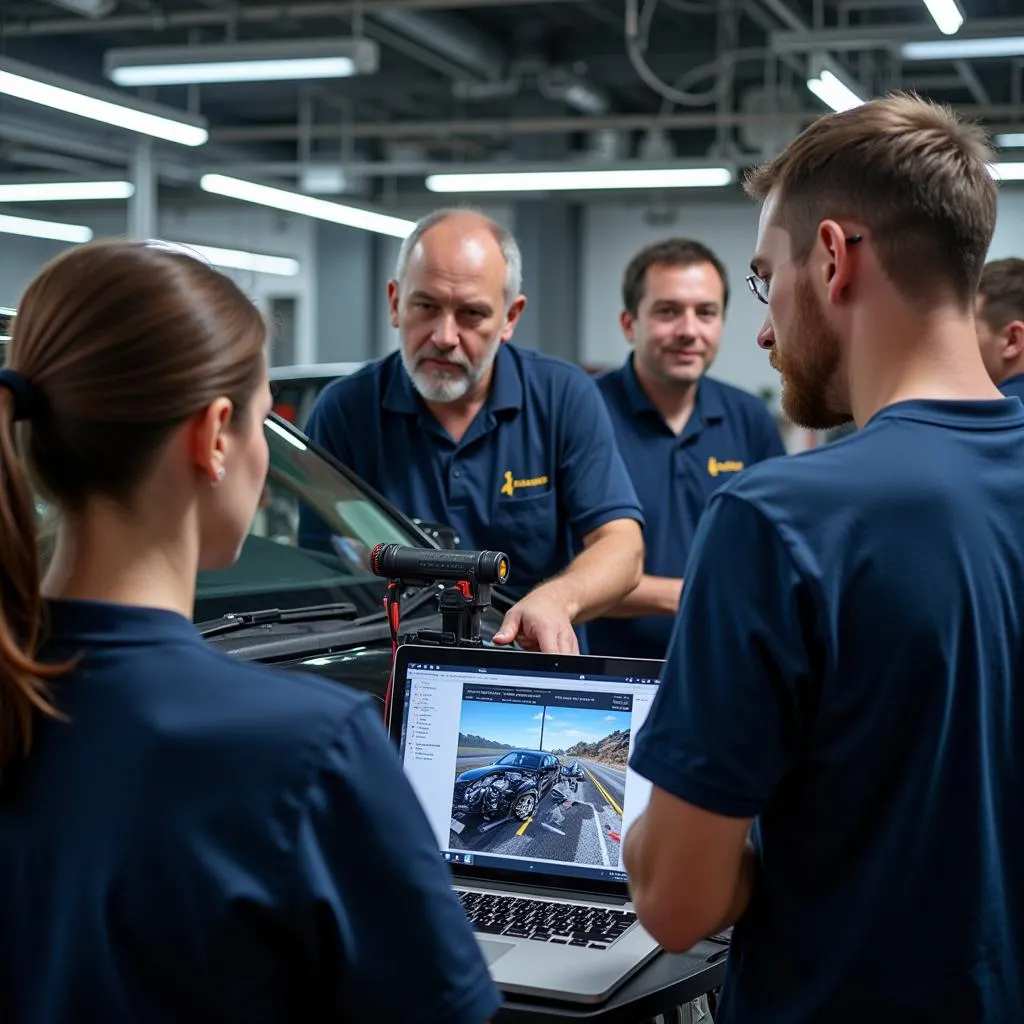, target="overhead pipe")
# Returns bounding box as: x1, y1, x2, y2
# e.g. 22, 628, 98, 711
0, 0, 583, 37
210, 102, 1024, 143
369, 8, 505, 79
